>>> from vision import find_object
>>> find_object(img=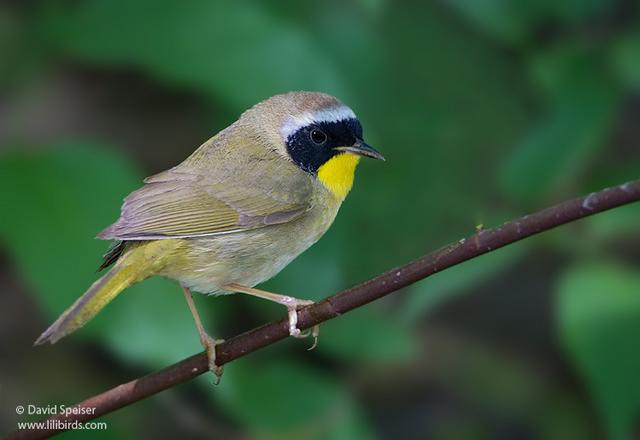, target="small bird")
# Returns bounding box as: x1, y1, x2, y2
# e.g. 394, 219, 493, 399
34, 91, 384, 378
